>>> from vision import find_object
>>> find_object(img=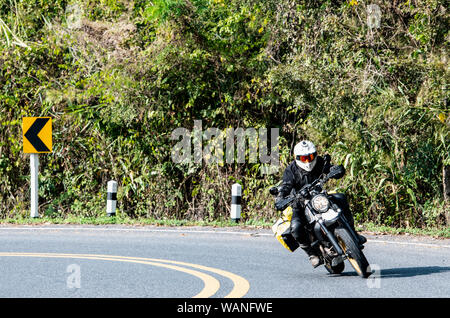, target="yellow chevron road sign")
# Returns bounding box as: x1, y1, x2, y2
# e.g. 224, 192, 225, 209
22, 117, 52, 154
